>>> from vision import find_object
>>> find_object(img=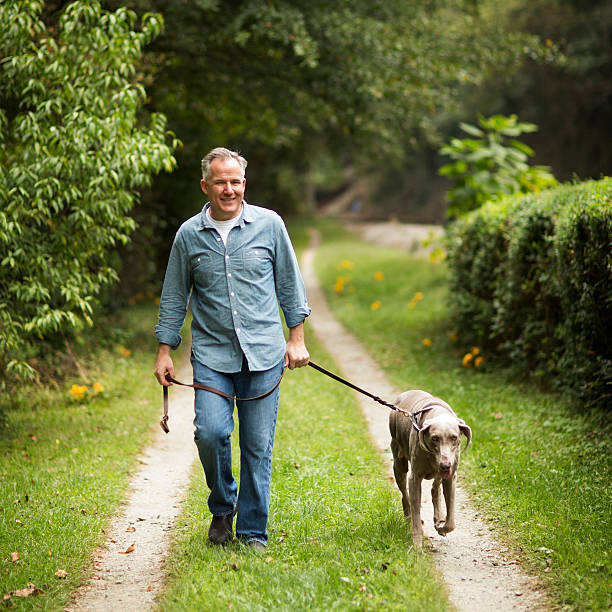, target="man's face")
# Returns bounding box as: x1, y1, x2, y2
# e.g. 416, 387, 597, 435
200, 158, 246, 221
